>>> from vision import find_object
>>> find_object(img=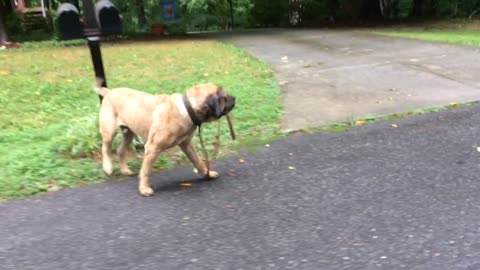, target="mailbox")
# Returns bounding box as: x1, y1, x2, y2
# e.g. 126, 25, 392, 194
56, 3, 84, 40
95, 0, 122, 35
